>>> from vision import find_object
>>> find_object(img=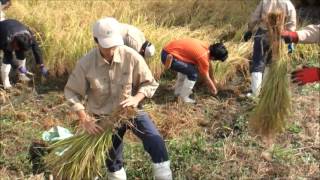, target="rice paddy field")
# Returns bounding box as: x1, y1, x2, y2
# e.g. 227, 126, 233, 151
0, 0, 319, 179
